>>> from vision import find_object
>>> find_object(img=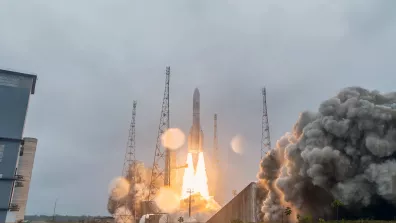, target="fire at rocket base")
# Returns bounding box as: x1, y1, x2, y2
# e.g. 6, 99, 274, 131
180, 88, 221, 219
188, 88, 204, 169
